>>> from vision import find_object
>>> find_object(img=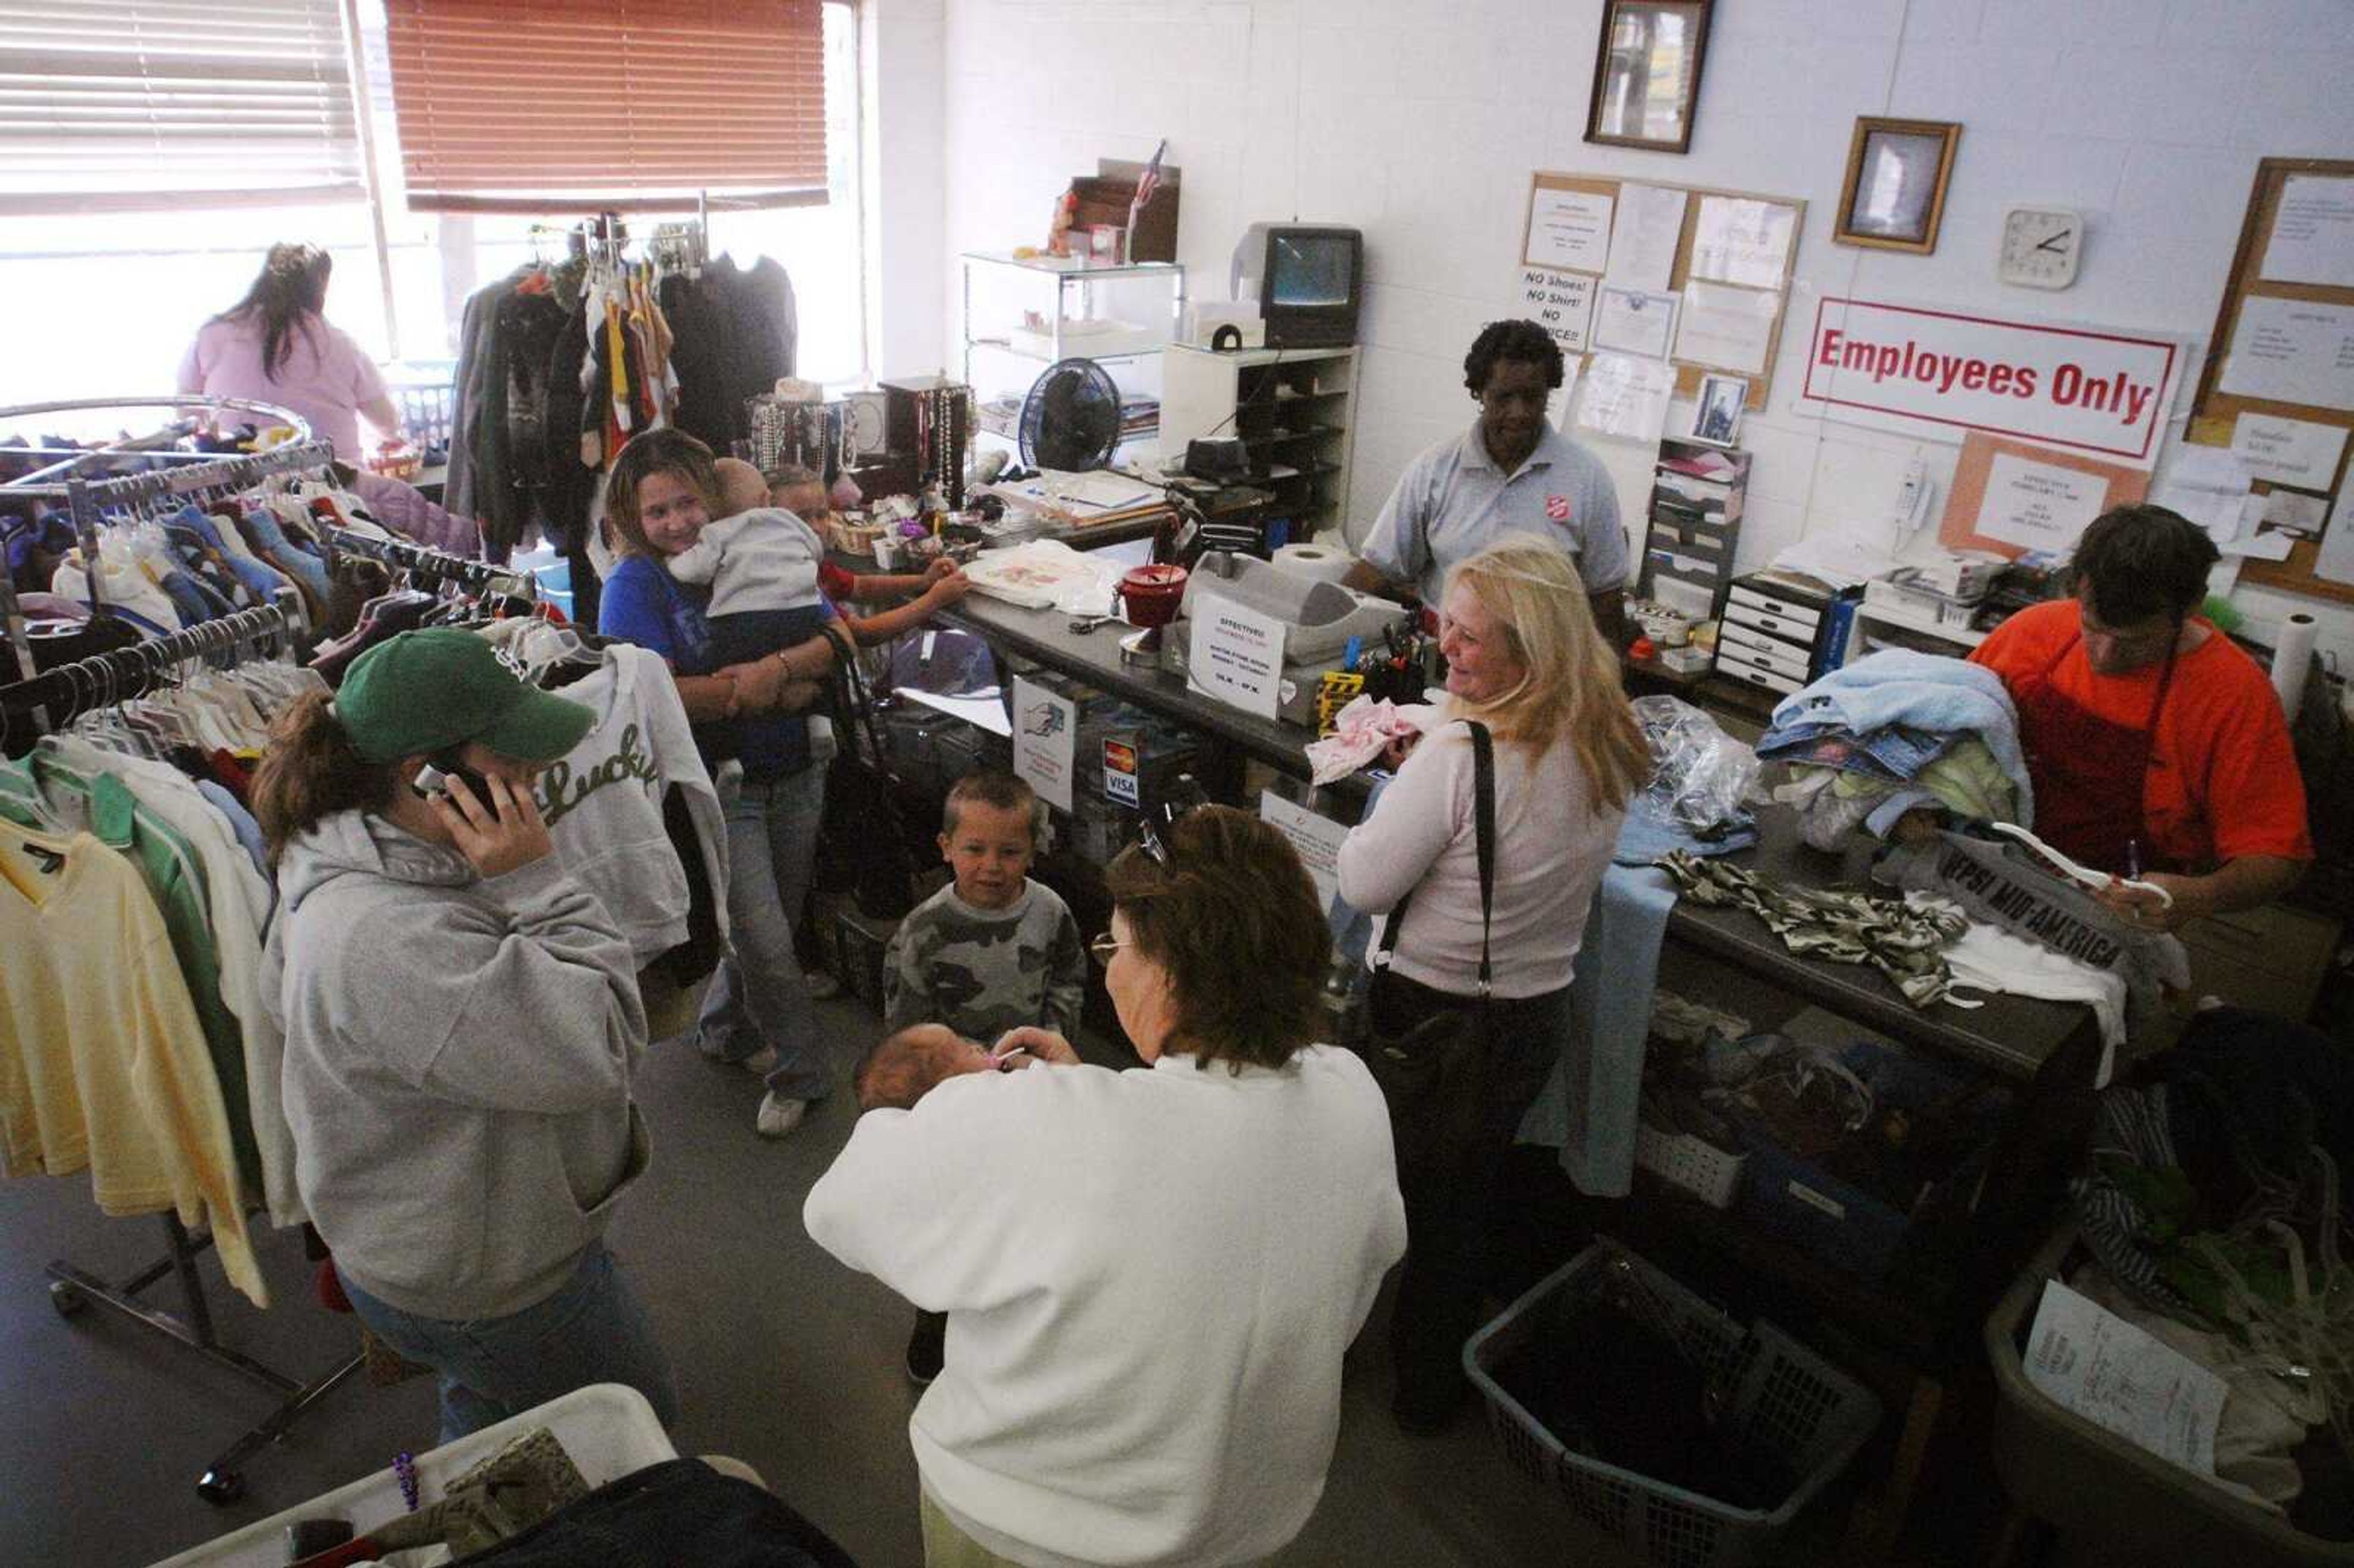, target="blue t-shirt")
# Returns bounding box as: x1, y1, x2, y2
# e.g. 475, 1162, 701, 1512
598, 554, 836, 781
